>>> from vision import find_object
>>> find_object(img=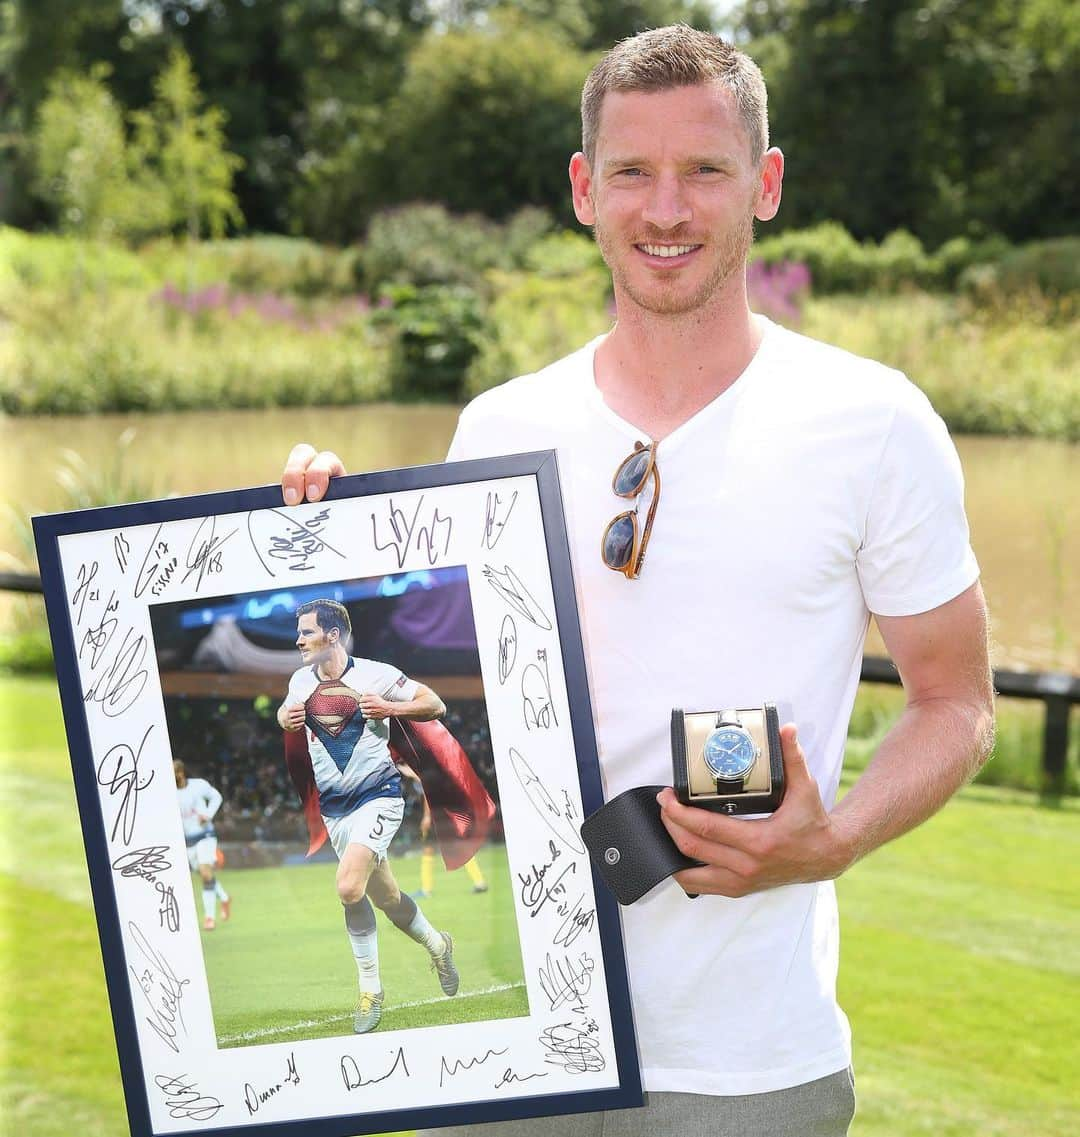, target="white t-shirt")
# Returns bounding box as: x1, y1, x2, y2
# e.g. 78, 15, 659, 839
176, 778, 222, 845
284, 657, 419, 818
447, 316, 978, 1096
